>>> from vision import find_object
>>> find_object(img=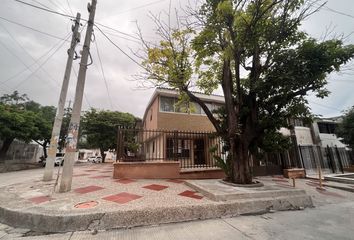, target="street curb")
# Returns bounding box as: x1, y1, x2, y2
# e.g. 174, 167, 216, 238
0, 194, 313, 233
